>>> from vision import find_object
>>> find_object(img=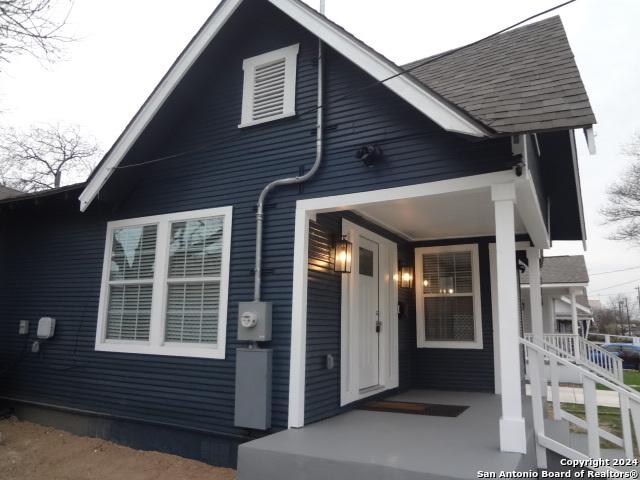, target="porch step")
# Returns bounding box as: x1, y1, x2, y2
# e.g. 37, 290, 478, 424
541, 414, 635, 474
